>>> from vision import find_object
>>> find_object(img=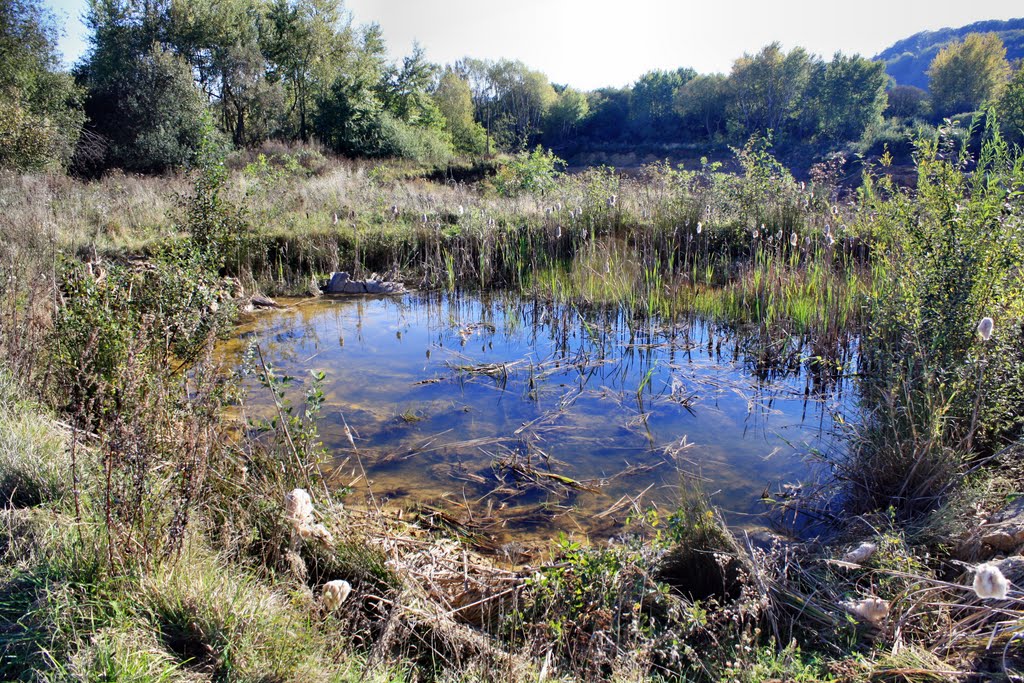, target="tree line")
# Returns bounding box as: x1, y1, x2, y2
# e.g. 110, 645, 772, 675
2, 0, 1023, 174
